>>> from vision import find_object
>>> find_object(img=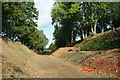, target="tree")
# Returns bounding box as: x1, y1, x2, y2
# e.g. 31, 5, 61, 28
51, 2, 80, 47
2, 2, 38, 40
48, 43, 57, 51
110, 2, 120, 28
53, 27, 66, 48
77, 2, 111, 36
2, 2, 48, 53
31, 29, 48, 53
51, 2, 120, 48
